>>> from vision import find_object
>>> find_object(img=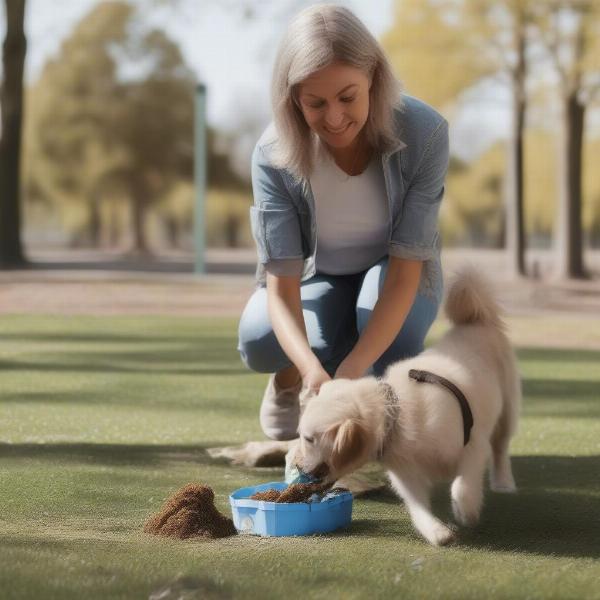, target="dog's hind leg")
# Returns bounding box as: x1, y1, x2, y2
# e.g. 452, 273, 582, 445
388, 470, 456, 547
207, 440, 291, 467
490, 356, 520, 493
490, 393, 518, 492
451, 438, 490, 527
490, 432, 516, 493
